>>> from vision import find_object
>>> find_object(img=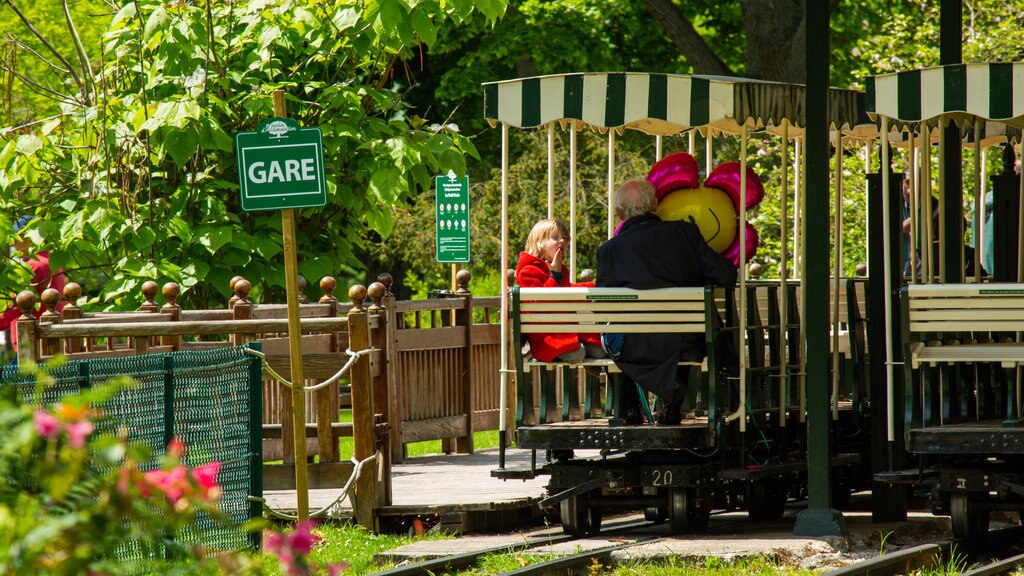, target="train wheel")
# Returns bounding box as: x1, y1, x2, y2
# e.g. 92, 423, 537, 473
644, 507, 668, 523
950, 492, 989, 549
560, 494, 601, 536
560, 495, 587, 536
747, 480, 785, 521
669, 488, 709, 533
